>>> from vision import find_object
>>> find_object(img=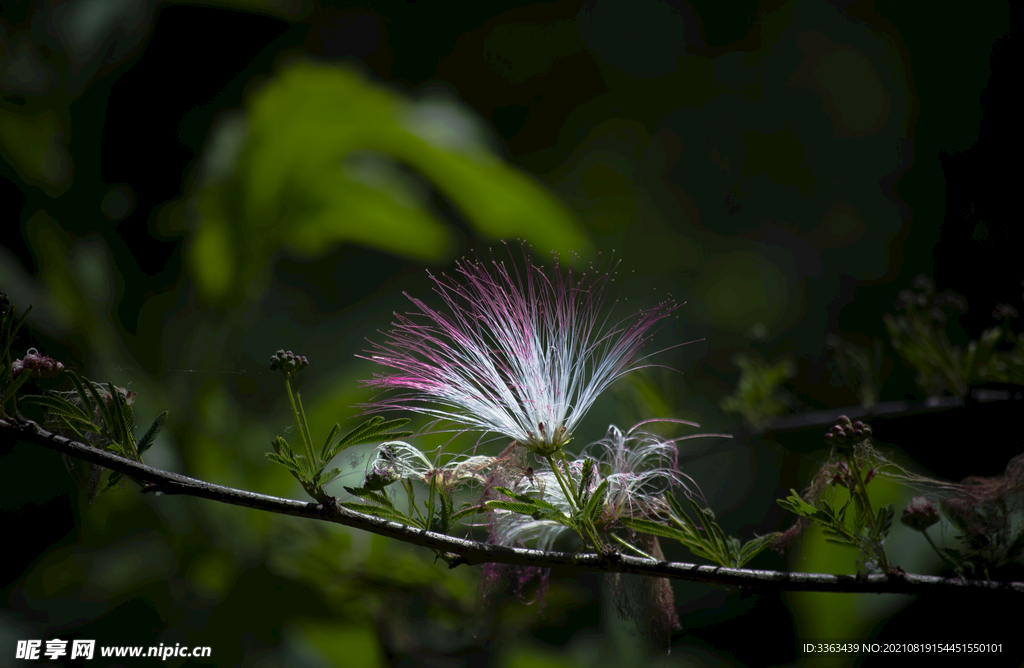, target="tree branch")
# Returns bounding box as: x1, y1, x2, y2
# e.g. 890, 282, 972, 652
3, 417, 1021, 596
